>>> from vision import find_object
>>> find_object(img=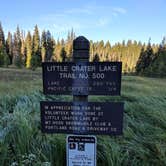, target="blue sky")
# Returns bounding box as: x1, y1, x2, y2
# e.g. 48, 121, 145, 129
0, 0, 165, 44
